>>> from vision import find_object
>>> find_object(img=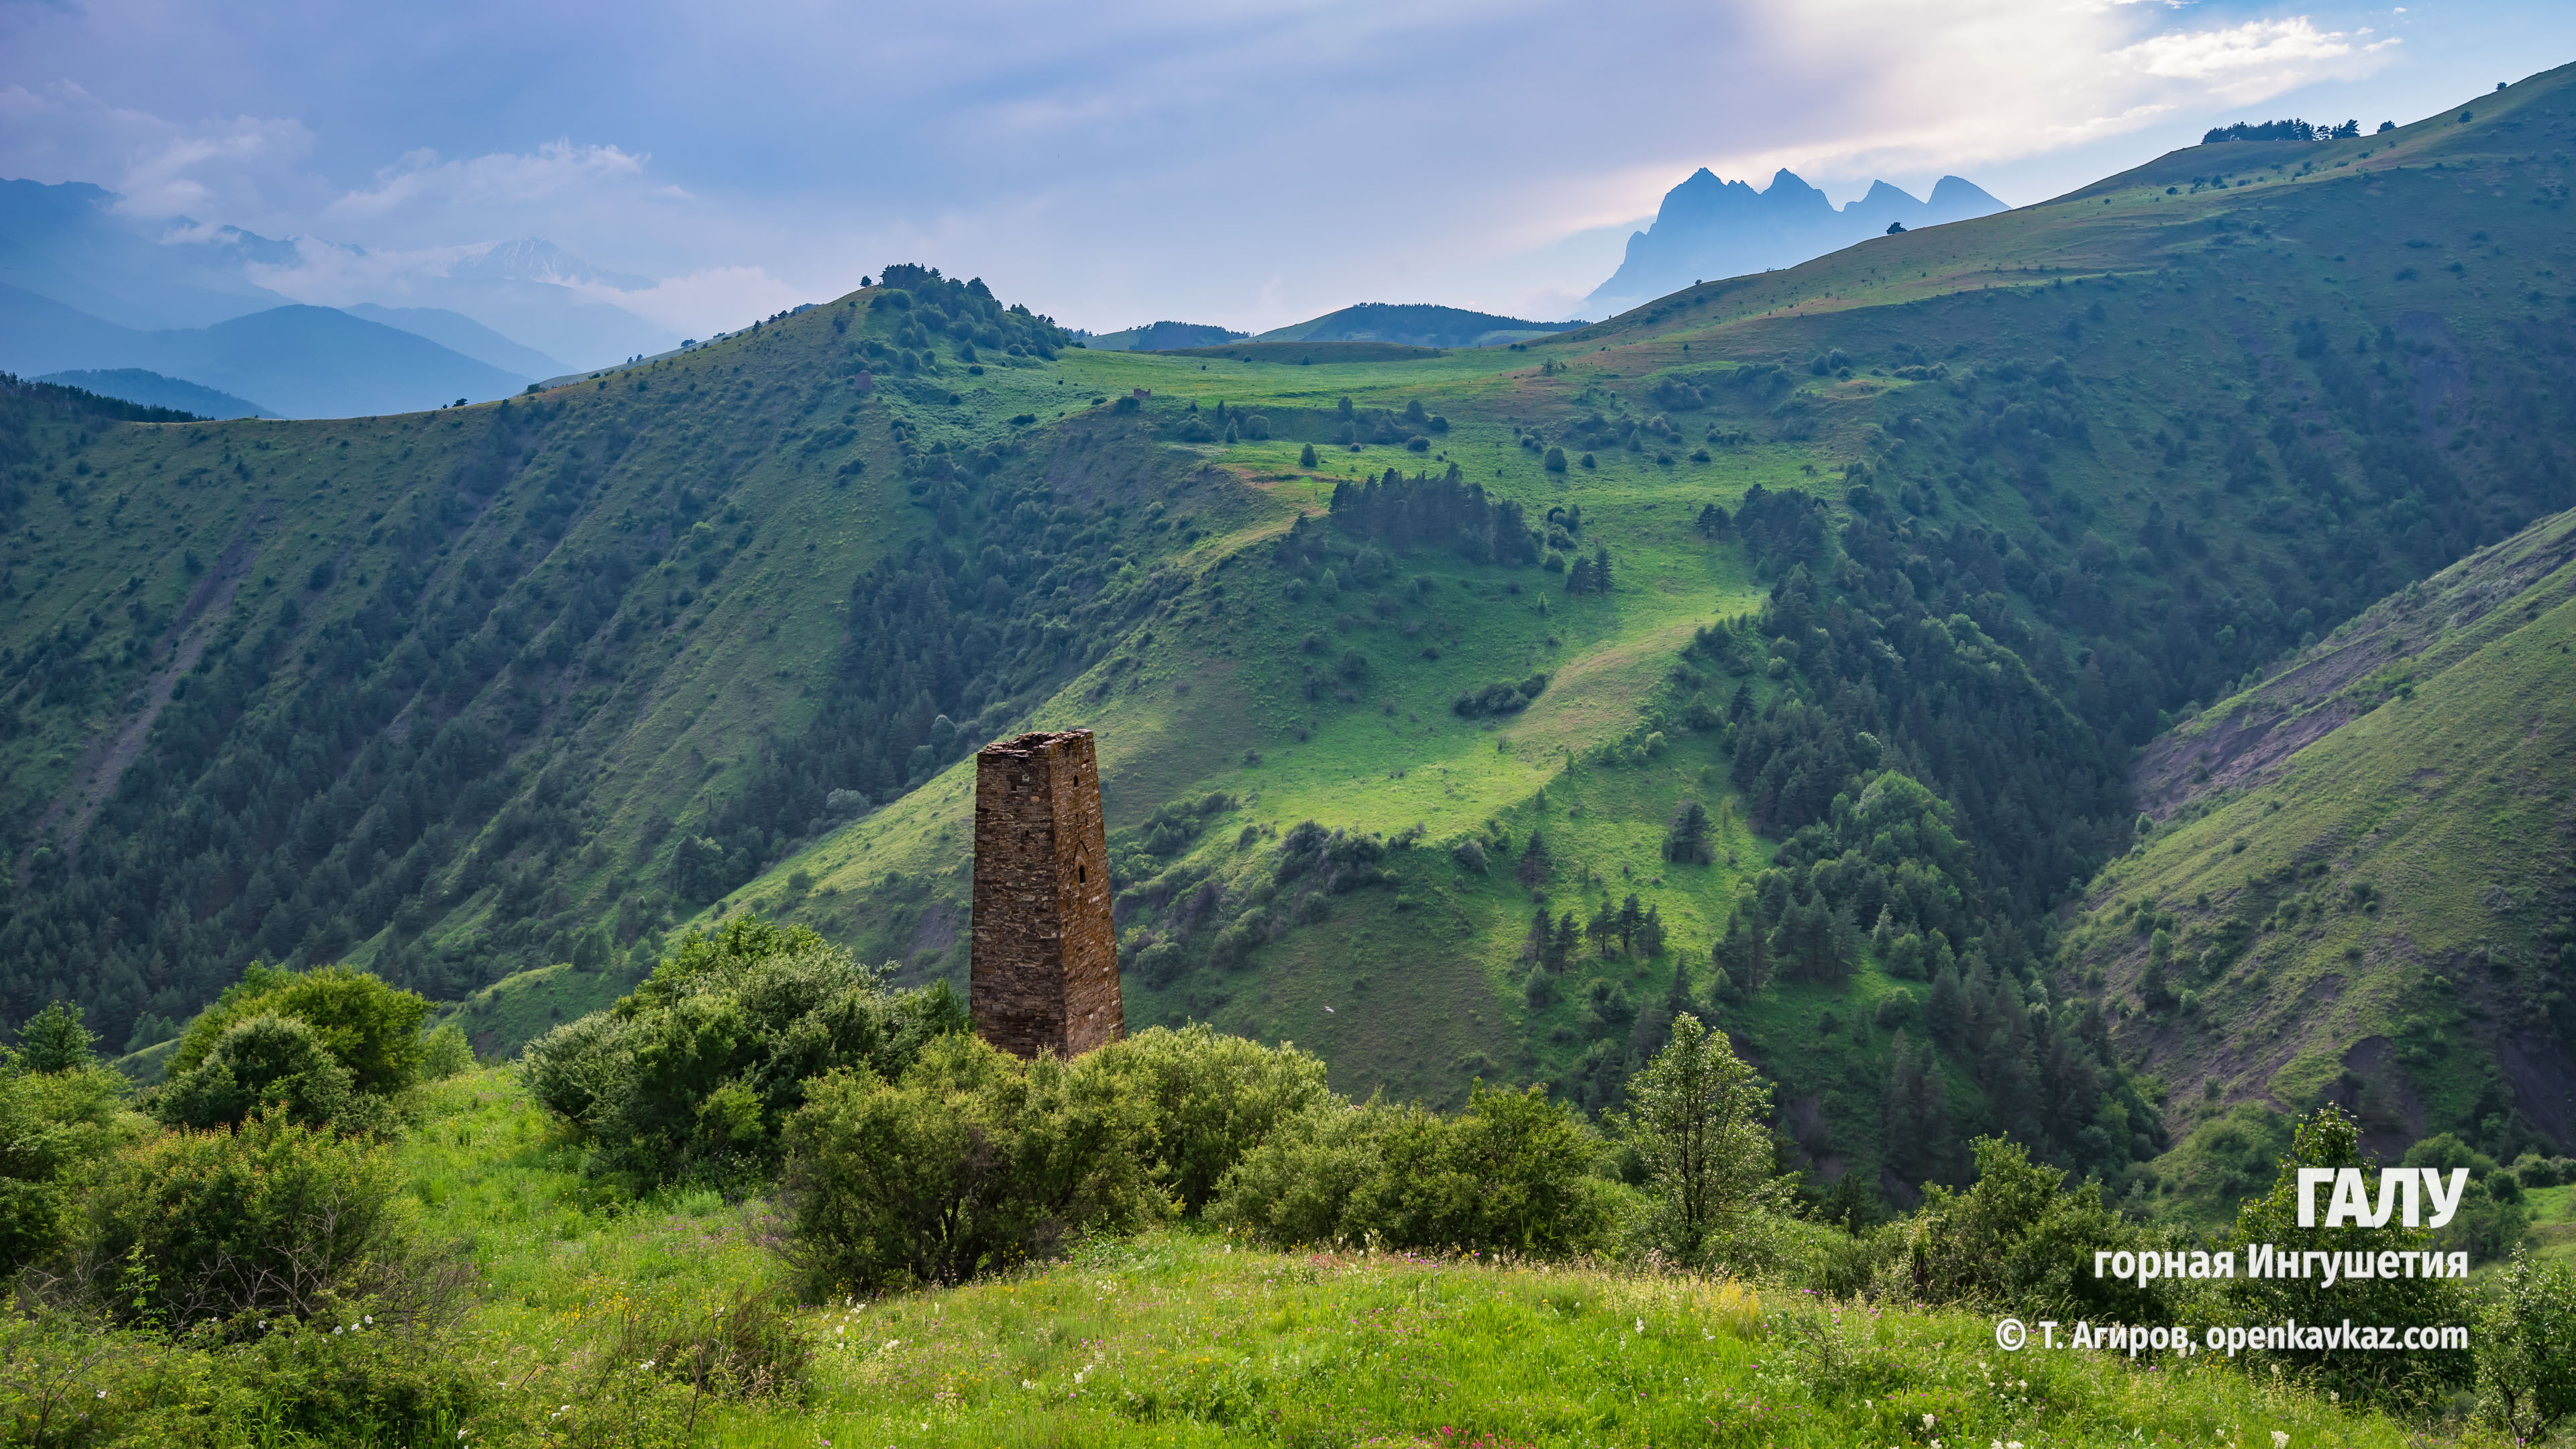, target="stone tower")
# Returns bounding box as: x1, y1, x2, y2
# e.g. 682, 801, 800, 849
969, 729, 1124, 1057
